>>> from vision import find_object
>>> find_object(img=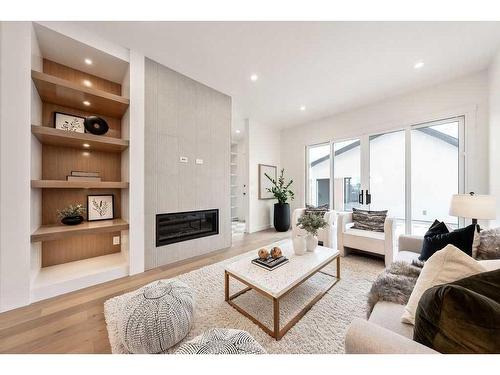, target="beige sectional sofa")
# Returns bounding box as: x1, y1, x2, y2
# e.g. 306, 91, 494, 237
344, 234, 500, 354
